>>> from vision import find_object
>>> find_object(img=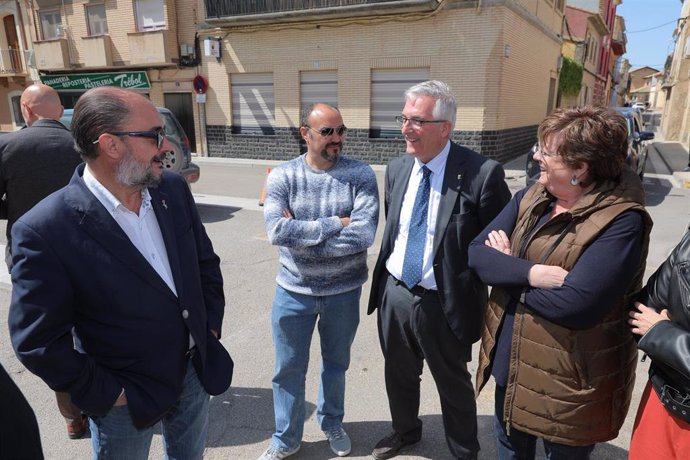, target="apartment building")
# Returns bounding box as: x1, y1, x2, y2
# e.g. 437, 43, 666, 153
0, 0, 35, 132
609, 14, 628, 107
628, 66, 660, 106
561, 0, 620, 106
25, 0, 201, 151
660, 0, 689, 149
198, 0, 564, 163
